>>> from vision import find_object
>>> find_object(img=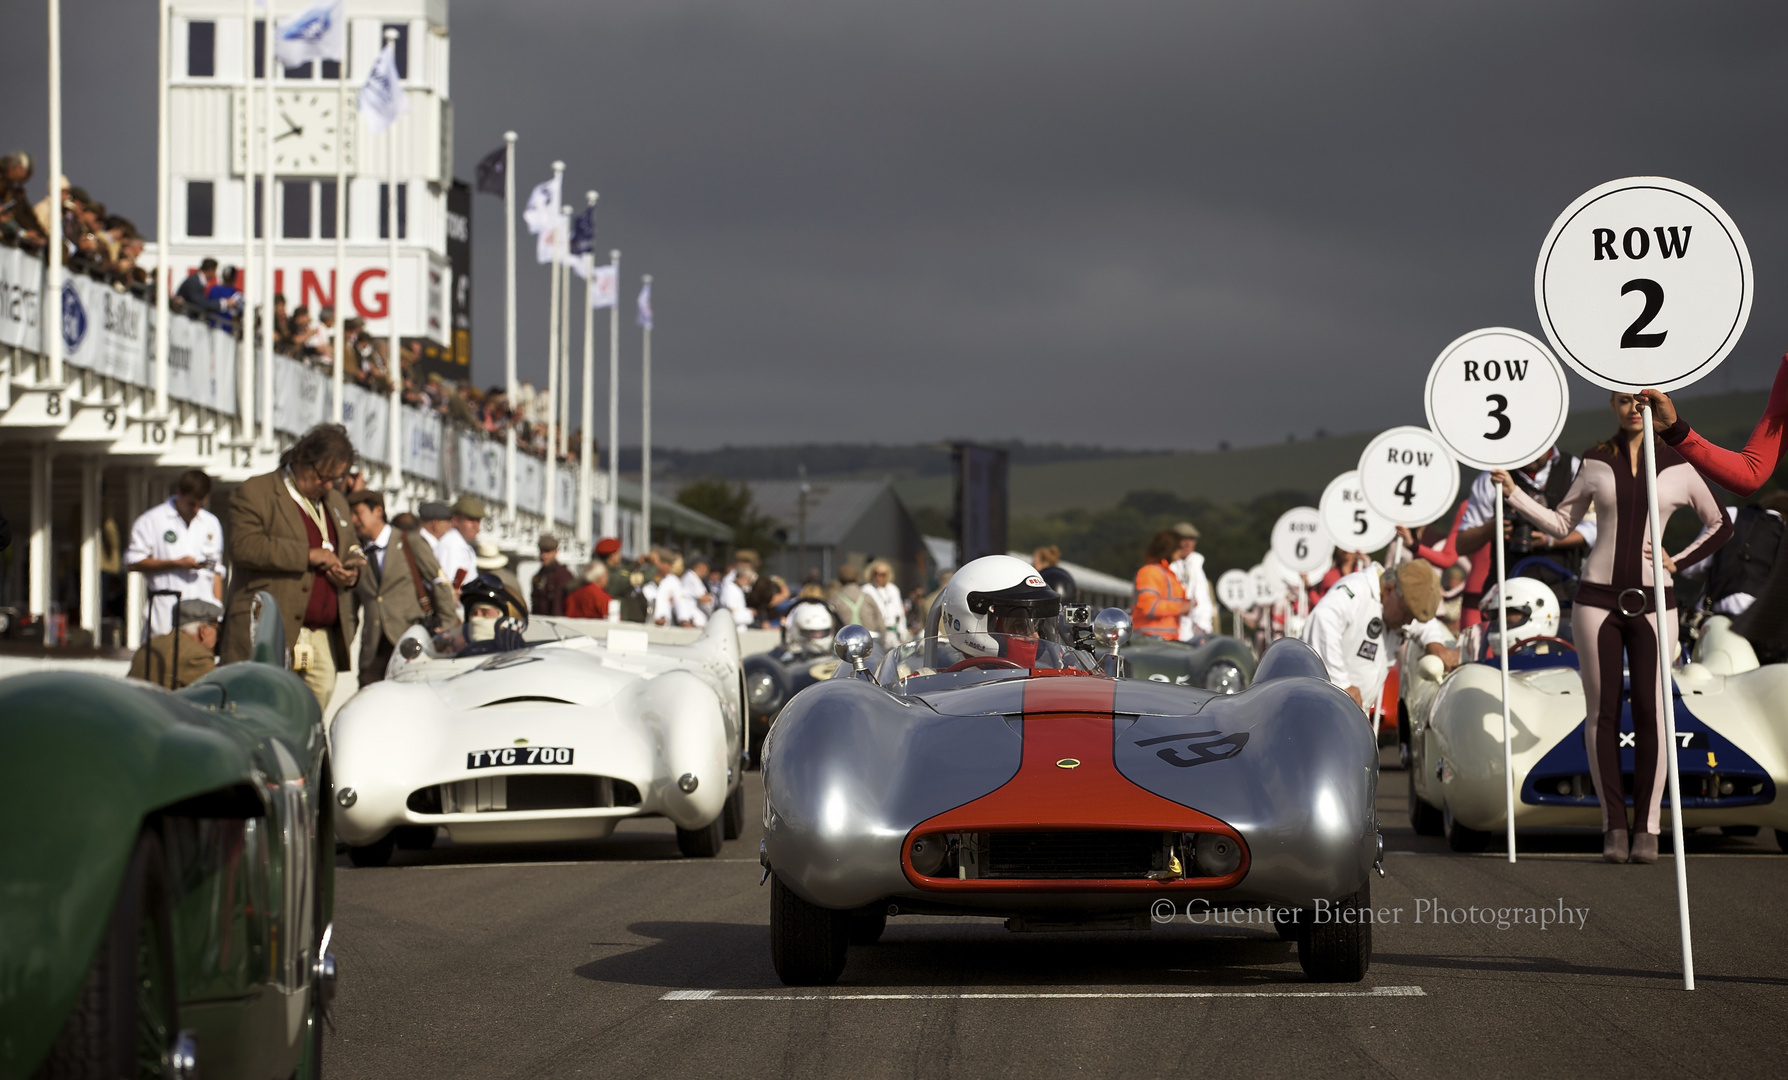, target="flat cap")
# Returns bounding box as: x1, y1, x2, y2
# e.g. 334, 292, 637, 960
418, 501, 451, 522
451, 495, 486, 520
176, 598, 223, 625
538, 534, 560, 552
1395, 560, 1442, 624
1172, 521, 1202, 540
